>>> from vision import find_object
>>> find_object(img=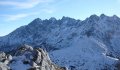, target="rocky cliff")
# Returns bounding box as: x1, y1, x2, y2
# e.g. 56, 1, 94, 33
0, 45, 66, 70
